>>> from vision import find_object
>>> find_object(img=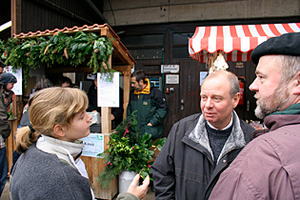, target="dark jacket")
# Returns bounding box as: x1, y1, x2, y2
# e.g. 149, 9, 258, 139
0, 83, 11, 149
151, 112, 254, 200
3, 90, 15, 110
127, 79, 168, 139
209, 103, 300, 200
10, 143, 92, 200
